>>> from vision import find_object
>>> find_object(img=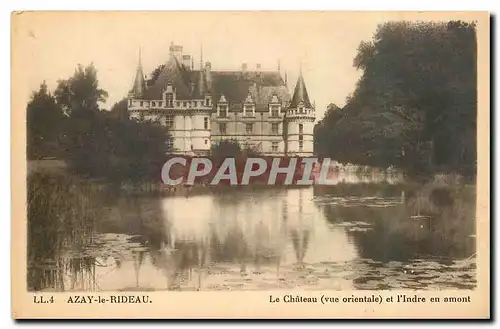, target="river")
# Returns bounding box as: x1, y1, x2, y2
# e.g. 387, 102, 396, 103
28, 171, 476, 292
